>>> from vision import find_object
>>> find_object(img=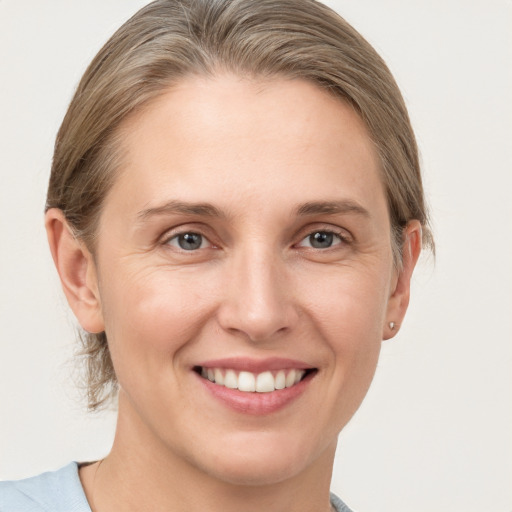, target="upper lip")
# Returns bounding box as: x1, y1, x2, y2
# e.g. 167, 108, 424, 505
194, 357, 315, 373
